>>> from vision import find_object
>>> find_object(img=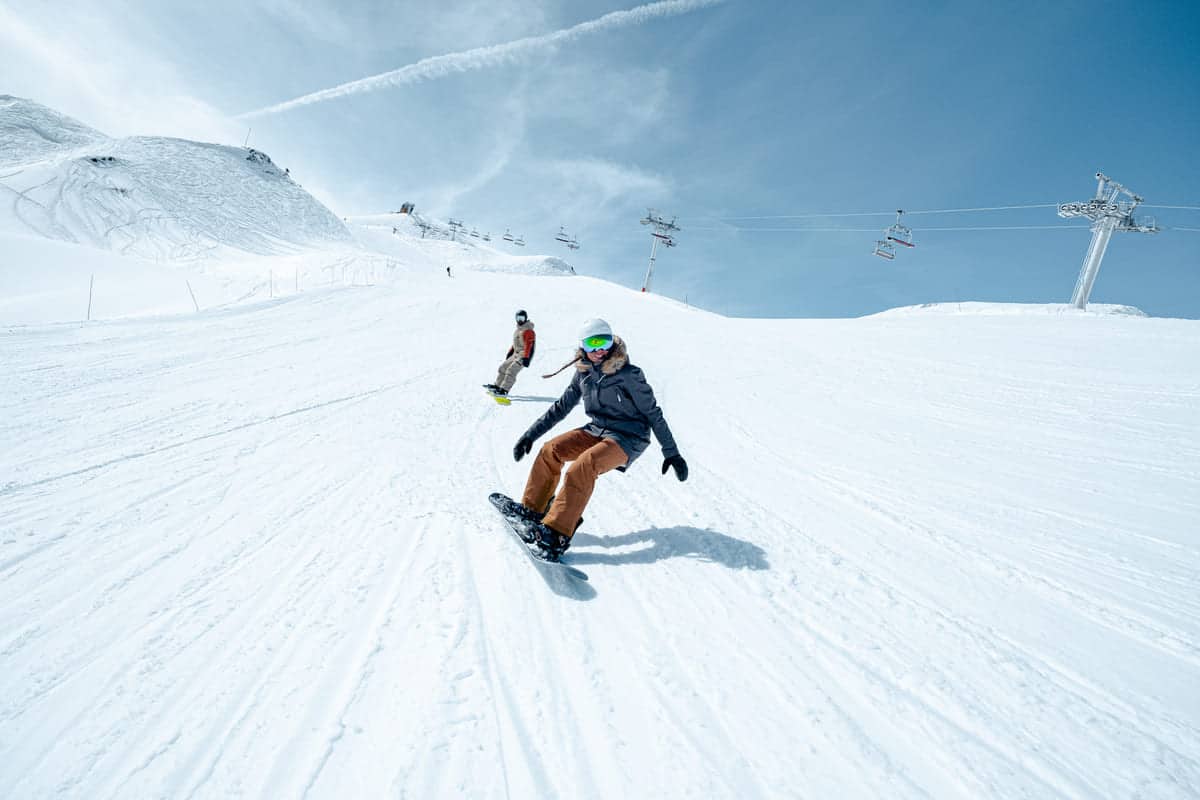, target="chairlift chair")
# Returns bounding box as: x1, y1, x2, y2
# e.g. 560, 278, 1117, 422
555, 226, 570, 243
482, 232, 491, 241
470, 228, 480, 238
567, 236, 580, 250
502, 229, 514, 242
873, 239, 896, 260
514, 236, 526, 247
884, 209, 914, 248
